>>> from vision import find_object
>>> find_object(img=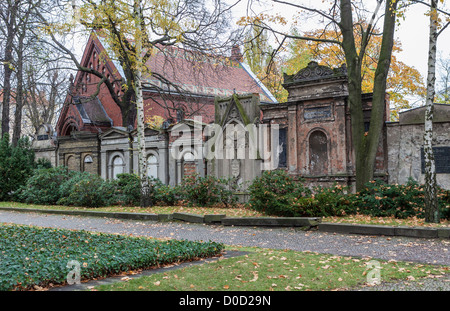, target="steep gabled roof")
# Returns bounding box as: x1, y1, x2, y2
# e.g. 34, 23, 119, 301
142, 46, 277, 104
93, 33, 277, 104
72, 96, 113, 127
